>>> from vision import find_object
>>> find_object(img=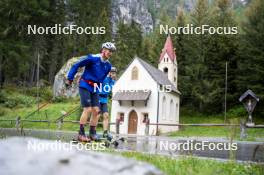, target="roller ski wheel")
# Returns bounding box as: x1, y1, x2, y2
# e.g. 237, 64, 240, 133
72, 135, 91, 143
104, 141, 111, 148
112, 140, 119, 148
